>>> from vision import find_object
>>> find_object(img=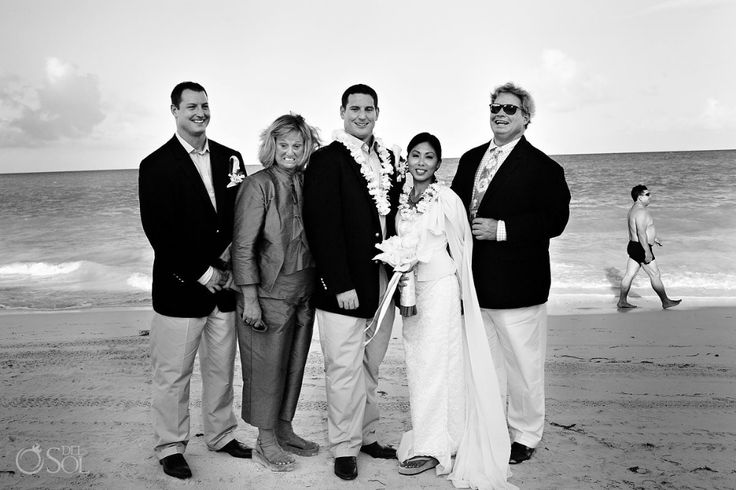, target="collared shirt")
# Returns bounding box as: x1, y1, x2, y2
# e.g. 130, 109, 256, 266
471, 137, 522, 241
339, 131, 388, 237
175, 132, 217, 284
175, 132, 217, 211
